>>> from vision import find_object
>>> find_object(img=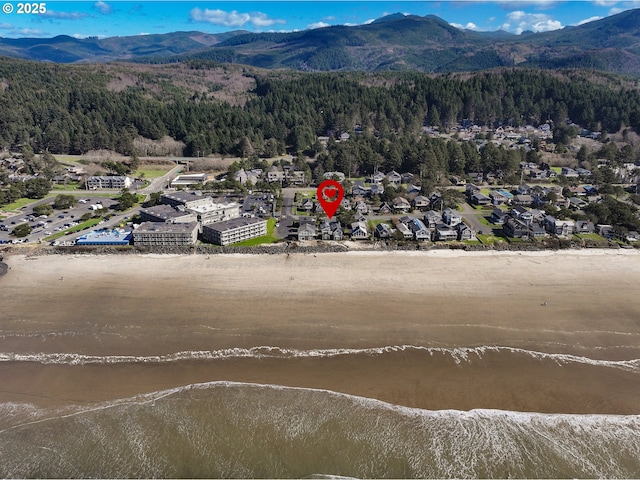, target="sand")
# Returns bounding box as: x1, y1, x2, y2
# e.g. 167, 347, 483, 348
1, 249, 639, 414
